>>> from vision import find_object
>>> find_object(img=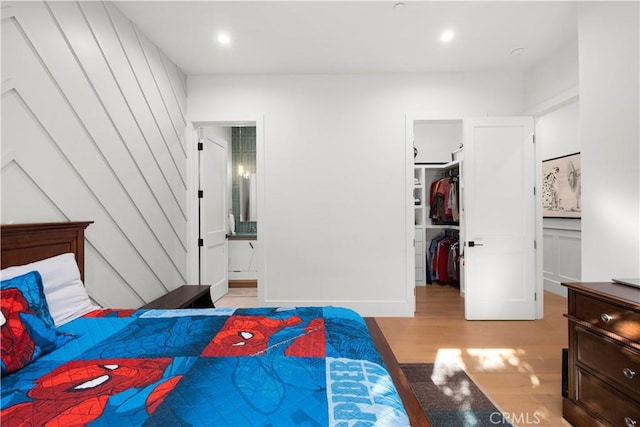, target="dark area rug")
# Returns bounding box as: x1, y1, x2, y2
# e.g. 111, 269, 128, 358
400, 363, 512, 427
